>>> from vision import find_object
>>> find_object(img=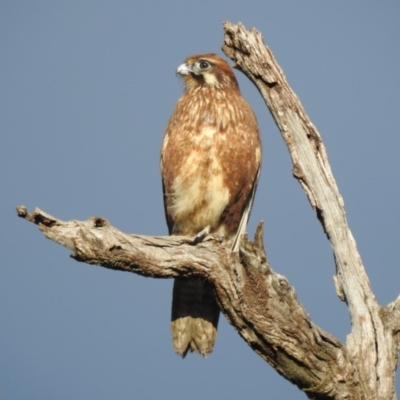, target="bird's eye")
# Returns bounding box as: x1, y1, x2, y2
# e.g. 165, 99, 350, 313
199, 60, 210, 70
